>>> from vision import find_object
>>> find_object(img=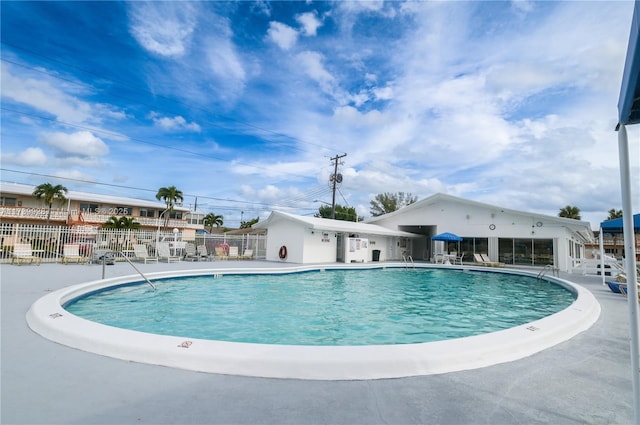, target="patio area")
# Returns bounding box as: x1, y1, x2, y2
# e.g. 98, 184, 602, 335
1, 261, 635, 424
